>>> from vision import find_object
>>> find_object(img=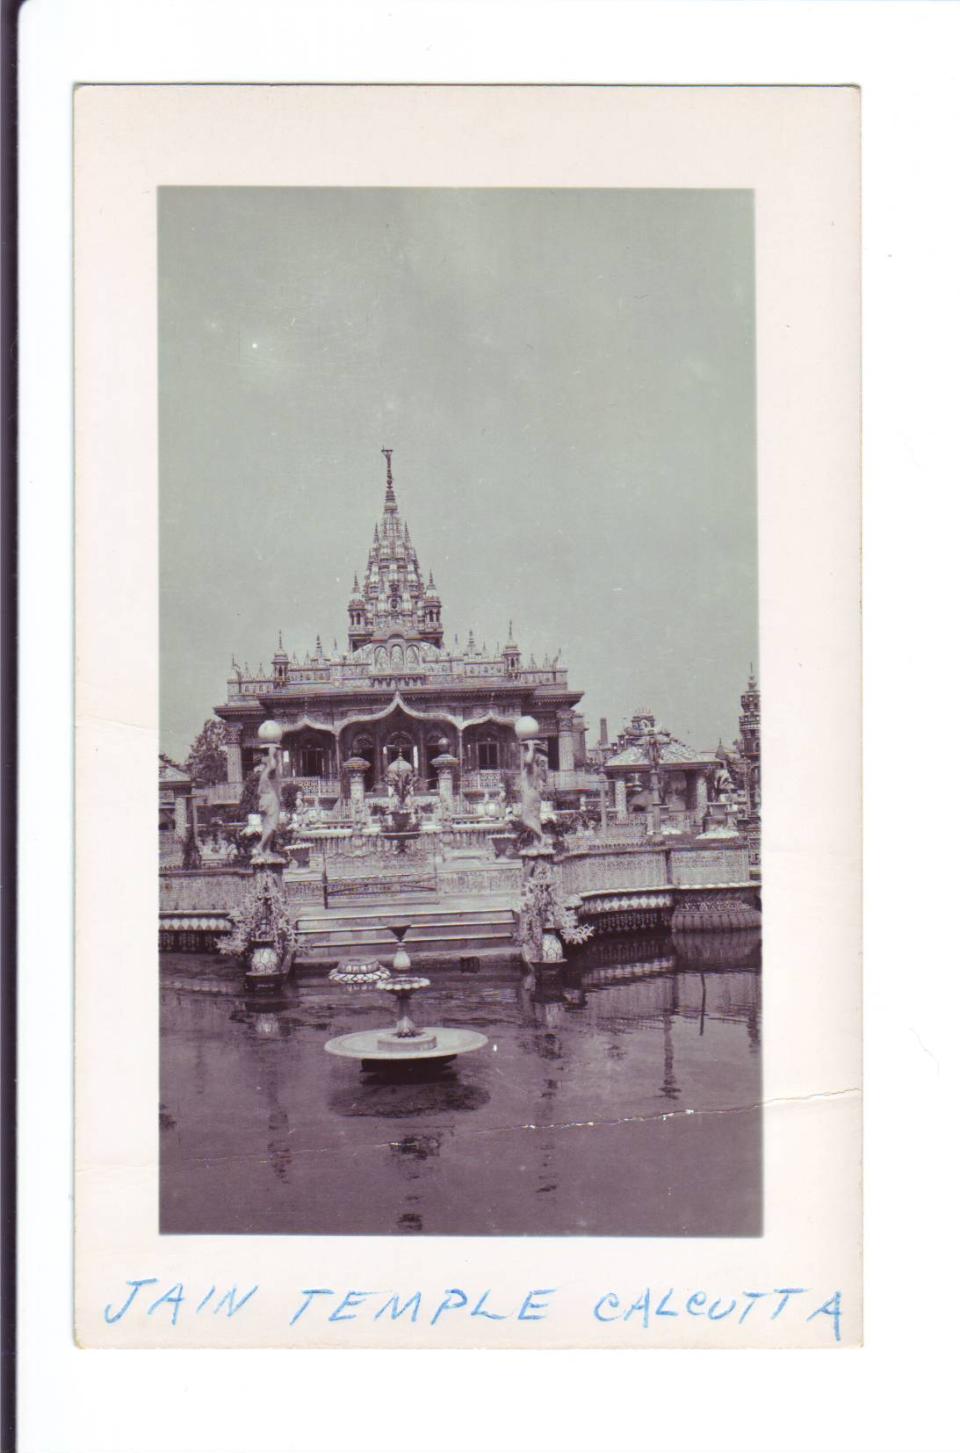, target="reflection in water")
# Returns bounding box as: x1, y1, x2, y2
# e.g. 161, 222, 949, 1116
161, 929, 762, 1238
659, 1012, 680, 1100
328, 1079, 490, 1119
391, 1133, 443, 1159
